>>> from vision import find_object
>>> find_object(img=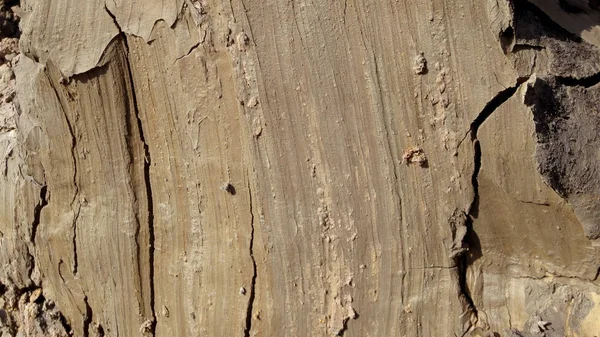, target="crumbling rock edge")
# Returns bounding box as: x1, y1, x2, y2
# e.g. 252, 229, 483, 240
456, 2, 600, 335
501, 0, 600, 241
524, 74, 600, 240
